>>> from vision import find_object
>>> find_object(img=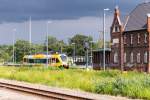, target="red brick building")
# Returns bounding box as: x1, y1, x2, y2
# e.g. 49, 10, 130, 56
111, 2, 150, 72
